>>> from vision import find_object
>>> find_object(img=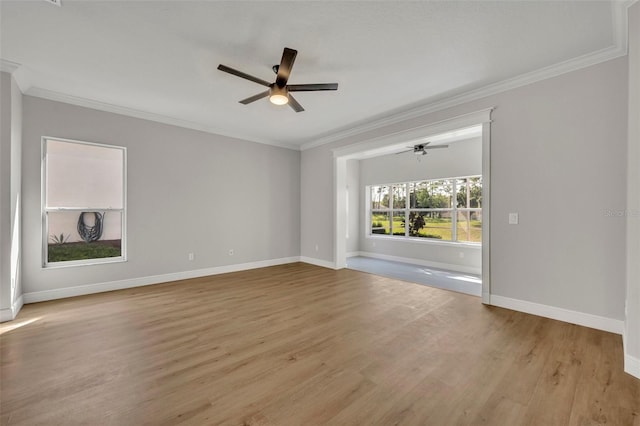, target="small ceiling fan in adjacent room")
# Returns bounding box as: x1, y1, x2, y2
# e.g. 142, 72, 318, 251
217, 47, 338, 112
397, 142, 449, 156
